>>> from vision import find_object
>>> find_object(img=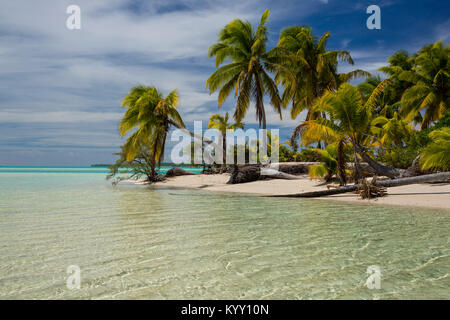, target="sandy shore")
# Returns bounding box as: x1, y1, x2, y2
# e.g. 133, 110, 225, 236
132, 174, 450, 210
